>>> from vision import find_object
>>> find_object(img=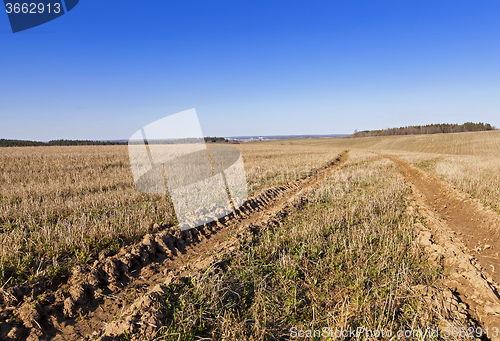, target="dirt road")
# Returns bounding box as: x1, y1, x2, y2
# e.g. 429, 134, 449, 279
386, 154, 500, 340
